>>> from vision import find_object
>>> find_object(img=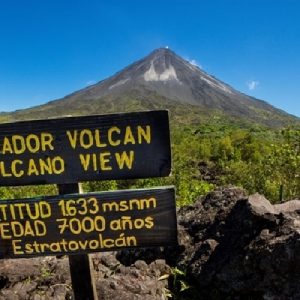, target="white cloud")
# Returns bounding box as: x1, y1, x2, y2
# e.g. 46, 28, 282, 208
189, 59, 202, 68
247, 80, 259, 91
86, 80, 96, 86
184, 56, 202, 69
